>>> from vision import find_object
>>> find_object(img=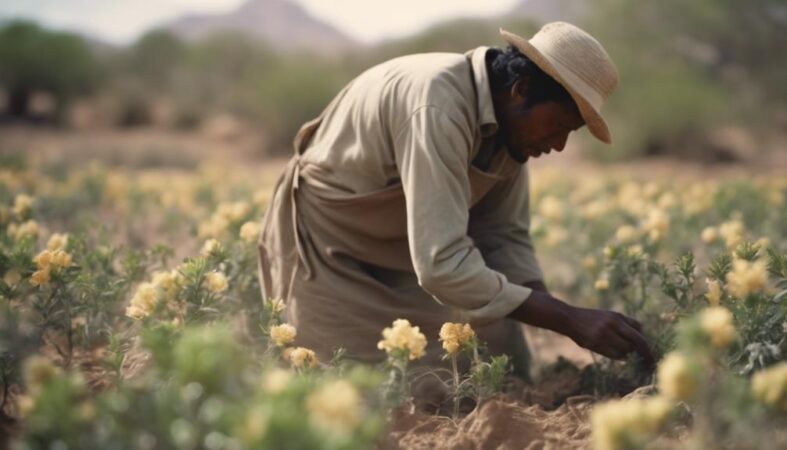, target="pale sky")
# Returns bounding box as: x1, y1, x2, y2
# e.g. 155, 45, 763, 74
0, 0, 521, 44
